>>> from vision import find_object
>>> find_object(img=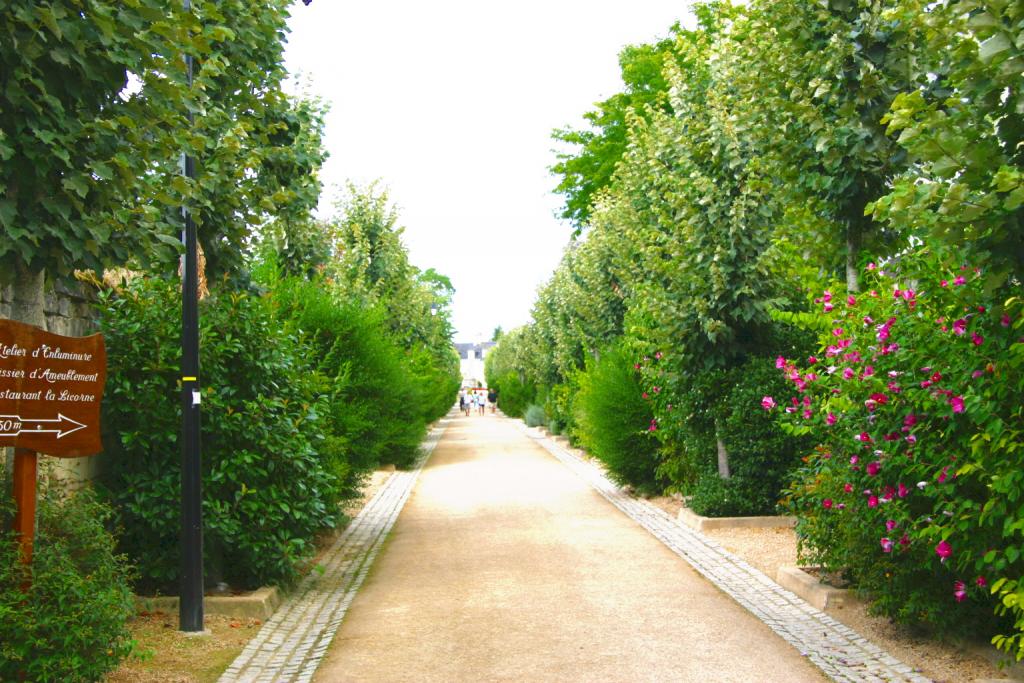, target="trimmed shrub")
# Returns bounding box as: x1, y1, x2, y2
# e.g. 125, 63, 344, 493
575, 343, 659, 492
1, 473, 134, 682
